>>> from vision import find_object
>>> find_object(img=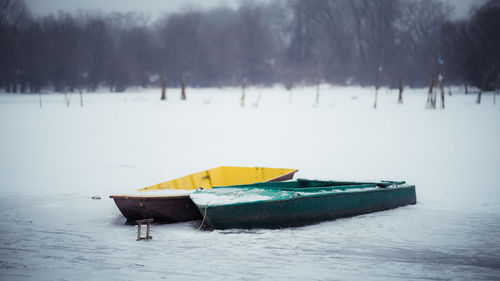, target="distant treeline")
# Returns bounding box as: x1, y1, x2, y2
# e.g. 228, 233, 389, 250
0, 0, 499, 93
